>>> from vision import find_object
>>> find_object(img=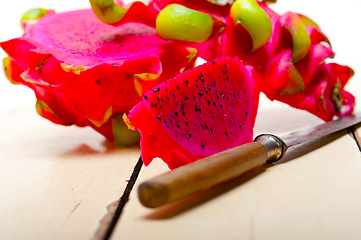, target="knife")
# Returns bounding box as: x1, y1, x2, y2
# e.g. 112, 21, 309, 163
138, 113, 361, 208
